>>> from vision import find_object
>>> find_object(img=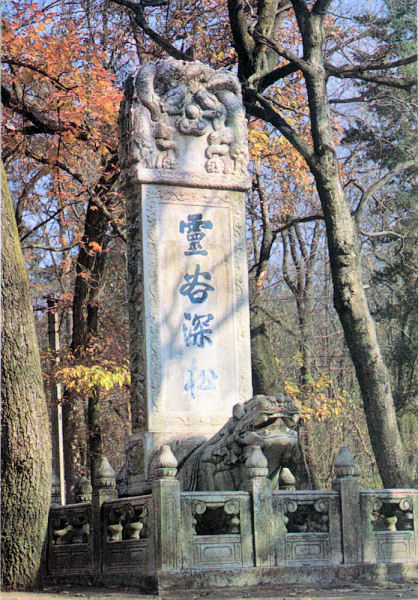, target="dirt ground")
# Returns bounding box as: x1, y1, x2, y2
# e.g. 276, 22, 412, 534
2, 582, 417, 600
